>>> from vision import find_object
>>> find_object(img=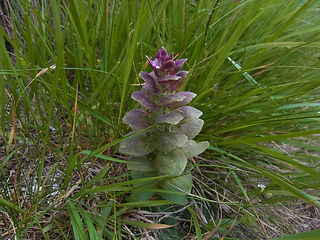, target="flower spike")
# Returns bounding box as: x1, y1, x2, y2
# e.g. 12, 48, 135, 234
119, 47, 209, 204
